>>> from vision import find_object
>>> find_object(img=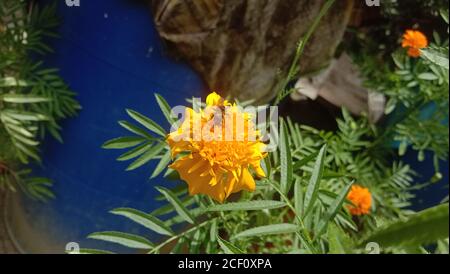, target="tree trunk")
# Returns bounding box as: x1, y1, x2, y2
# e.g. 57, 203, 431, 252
150, 0, 354, 104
